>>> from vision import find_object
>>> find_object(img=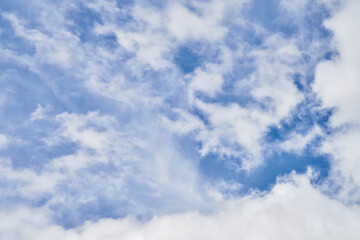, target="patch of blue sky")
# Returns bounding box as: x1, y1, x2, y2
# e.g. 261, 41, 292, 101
192, 81, 276, 113
244, 0, 336, 49
97, 34, 119, 50
174, 41, 220, 74
174, 45, 205, 74
4, 67, 128, 118
199, 153, 242, 182
265, 102, 333, 143
302, 2, 334, 38
244, 146, 330, 192
0, 67, 88, 120
115, 0, 134, 8
200, 139, 330, 194
58, 85, 129, 115
66, 4, 103, 43
0, 16, 36, 55
75, 199, 128, 226
48, 173, 134, 228
0, 74, 136, 176
173, 134, 202, 161
315, 109, 334, 134
226, 27, 265, 49
1, 140, 78, 171
0, 72, 56, 125
65, 2, 131, 50
290, 58, 326, 93
186, 62, 256, 108
31, 194, 53, 208
196, 95, 334, 192
49, 167, 202, 229
50, 195, 130, 229
0, 195, 36, 211
291, 73, 306, 92
323, 50, 339, 61
136, 0, 168, 9
192, 89, 254, 109
244, 0, 298, 36
0, 0, 37, 22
